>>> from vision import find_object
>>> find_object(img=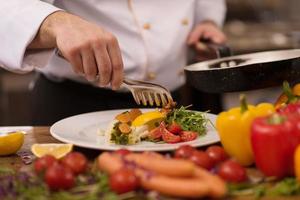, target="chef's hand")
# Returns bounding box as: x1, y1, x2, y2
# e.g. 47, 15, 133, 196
28, 11, 123, 90
187, 20, 227, 45
187, 20, 227, 61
